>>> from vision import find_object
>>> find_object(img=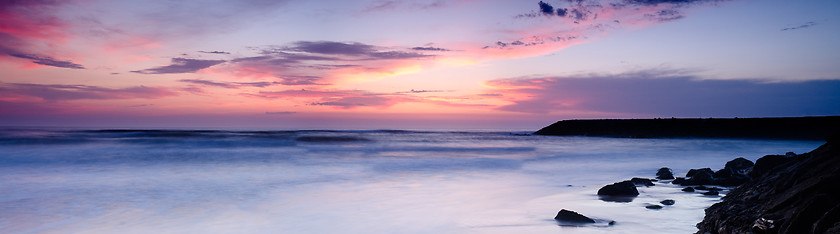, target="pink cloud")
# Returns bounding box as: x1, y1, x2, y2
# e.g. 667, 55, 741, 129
0, 83, 178, 102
